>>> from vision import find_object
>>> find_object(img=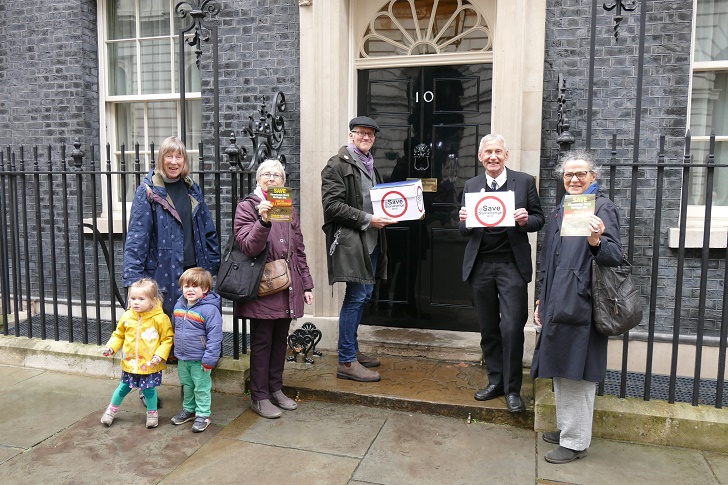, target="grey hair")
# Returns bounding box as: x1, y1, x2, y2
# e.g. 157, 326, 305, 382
555, 149, 601, 176
478, 133, 508, 152
256, 158, 286, 185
